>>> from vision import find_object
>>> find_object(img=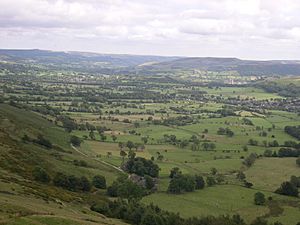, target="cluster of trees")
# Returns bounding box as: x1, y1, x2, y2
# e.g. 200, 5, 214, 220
277, 148, 300, 157
162, 134, 216, 151
73, 159, 88, 167
32, 167, 106, 192
242, 118, 254, 126
70, 135, 81, 147
248, 139, 259, 146
160, 115, 195, 126
107, 176, 145, 199
254, 192, 266, 205
243, 153, 258, 167
259, 81, 300, 97
58, 115, 77, 132
22, 134, 52, 149
123, 155, 160, 178
53, 172, 92, 192
167, 167, 208, 194
283, 140, 300, 148
217, 108, 236, 117
285, 126, 300, 140
161, 136, 189, 149
275, 180, 299, 197
119, 141, 145, 152
91, 198, 285, 225
92, 175, 107, 189
264, 148, 300, 160
201, 142, 216, 151
217, 127, 234, 137
32, 166, 51, 183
